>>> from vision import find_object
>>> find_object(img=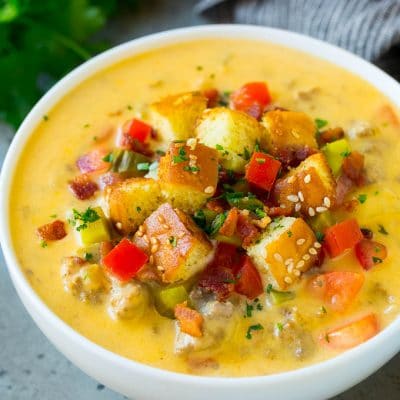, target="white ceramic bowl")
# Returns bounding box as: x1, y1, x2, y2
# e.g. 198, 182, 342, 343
1, 25, 400, 400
